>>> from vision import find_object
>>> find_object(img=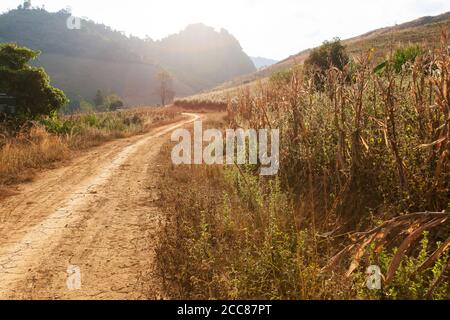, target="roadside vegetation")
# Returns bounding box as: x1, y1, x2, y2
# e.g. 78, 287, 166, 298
155, 32, 450, 299
0, 107, 180, 188
173, 99, 228, 112
0, 43, 180, 190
